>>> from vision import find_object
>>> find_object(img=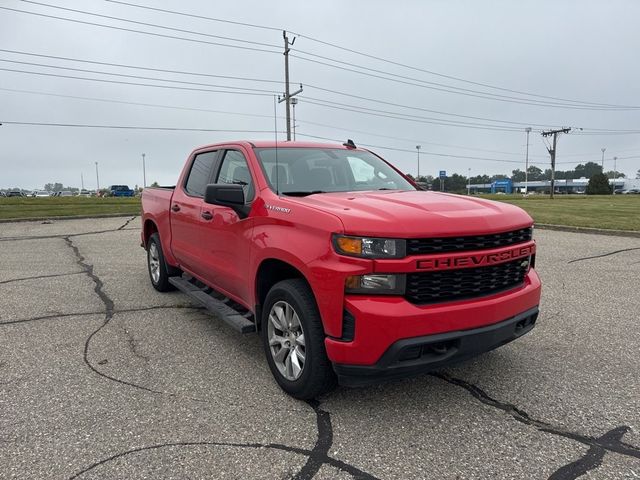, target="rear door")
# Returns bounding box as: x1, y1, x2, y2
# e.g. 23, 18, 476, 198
197, 148, 255, 304
170, 149, 220, 275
